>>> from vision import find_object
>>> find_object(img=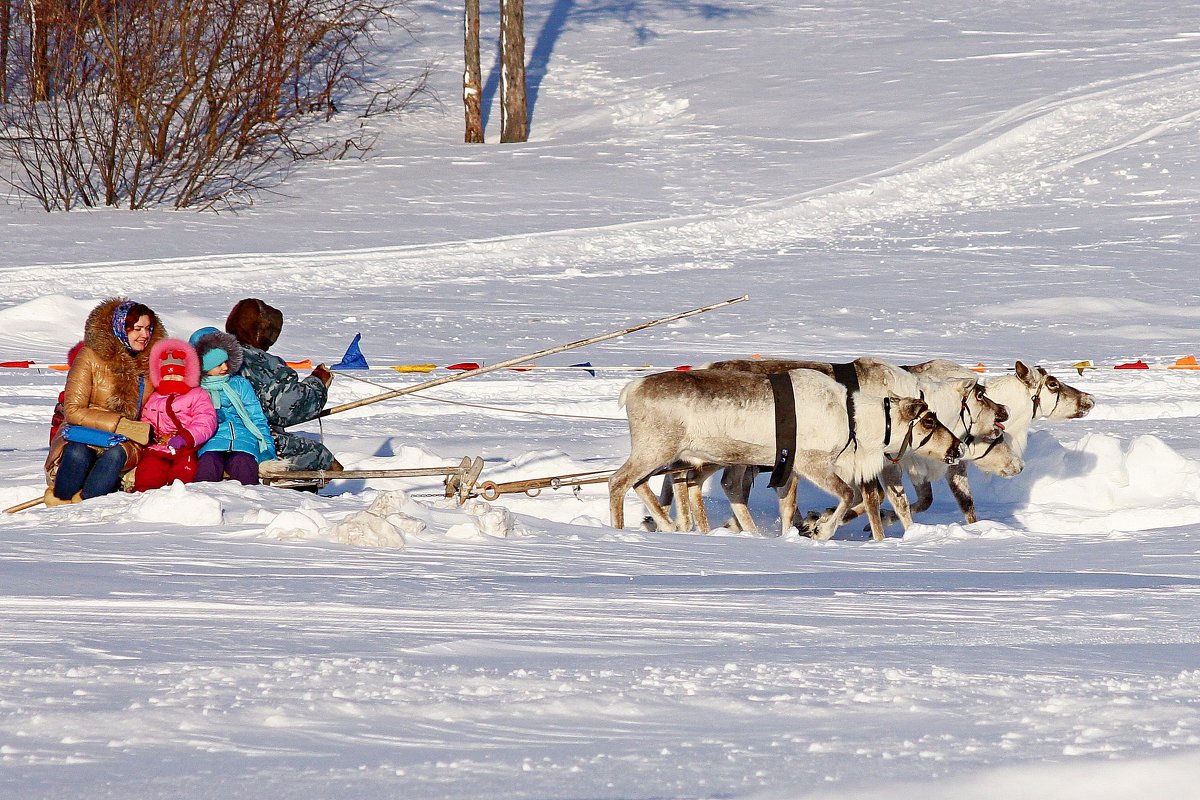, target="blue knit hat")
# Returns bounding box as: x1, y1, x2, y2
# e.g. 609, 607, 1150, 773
201, 347, 230, 373
189, 326, 220, 347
